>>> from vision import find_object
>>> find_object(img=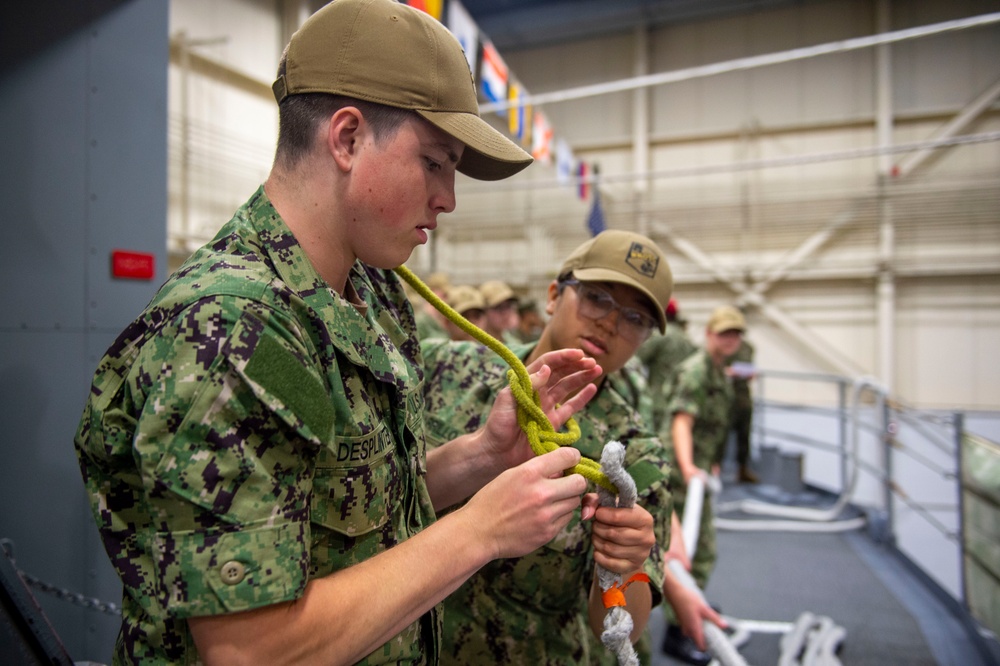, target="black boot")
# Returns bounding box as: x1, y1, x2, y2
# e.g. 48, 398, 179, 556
661, 623, 712, 666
